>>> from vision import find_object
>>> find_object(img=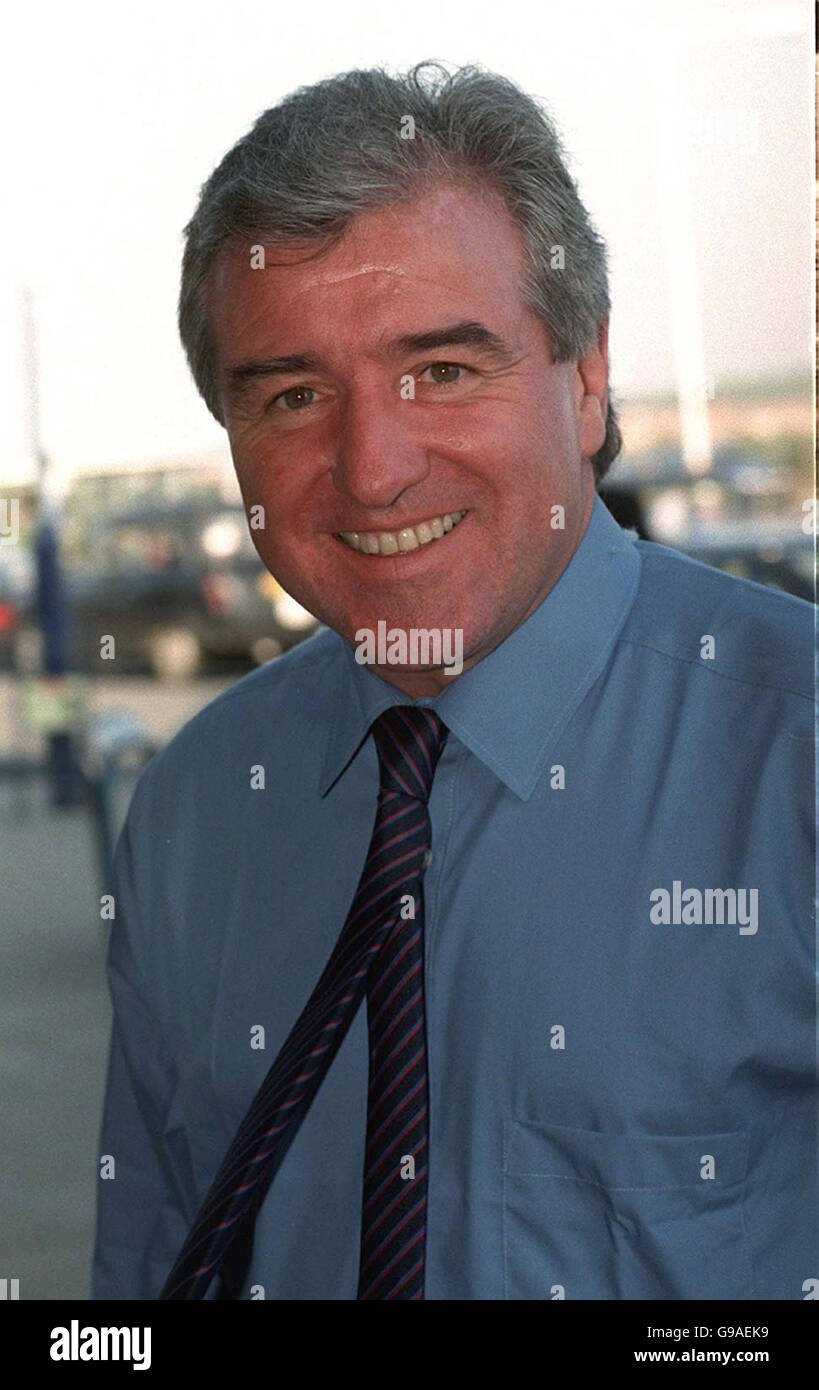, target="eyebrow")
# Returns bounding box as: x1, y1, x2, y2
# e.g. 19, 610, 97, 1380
388, 320, 517, 360
224, 320, 518, 398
